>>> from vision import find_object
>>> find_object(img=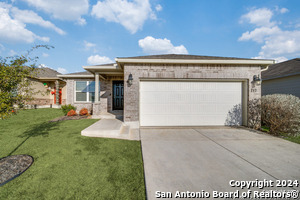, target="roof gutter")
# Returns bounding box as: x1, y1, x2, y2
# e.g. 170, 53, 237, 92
57, 74, 95, 78
115, 58, 275, 66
